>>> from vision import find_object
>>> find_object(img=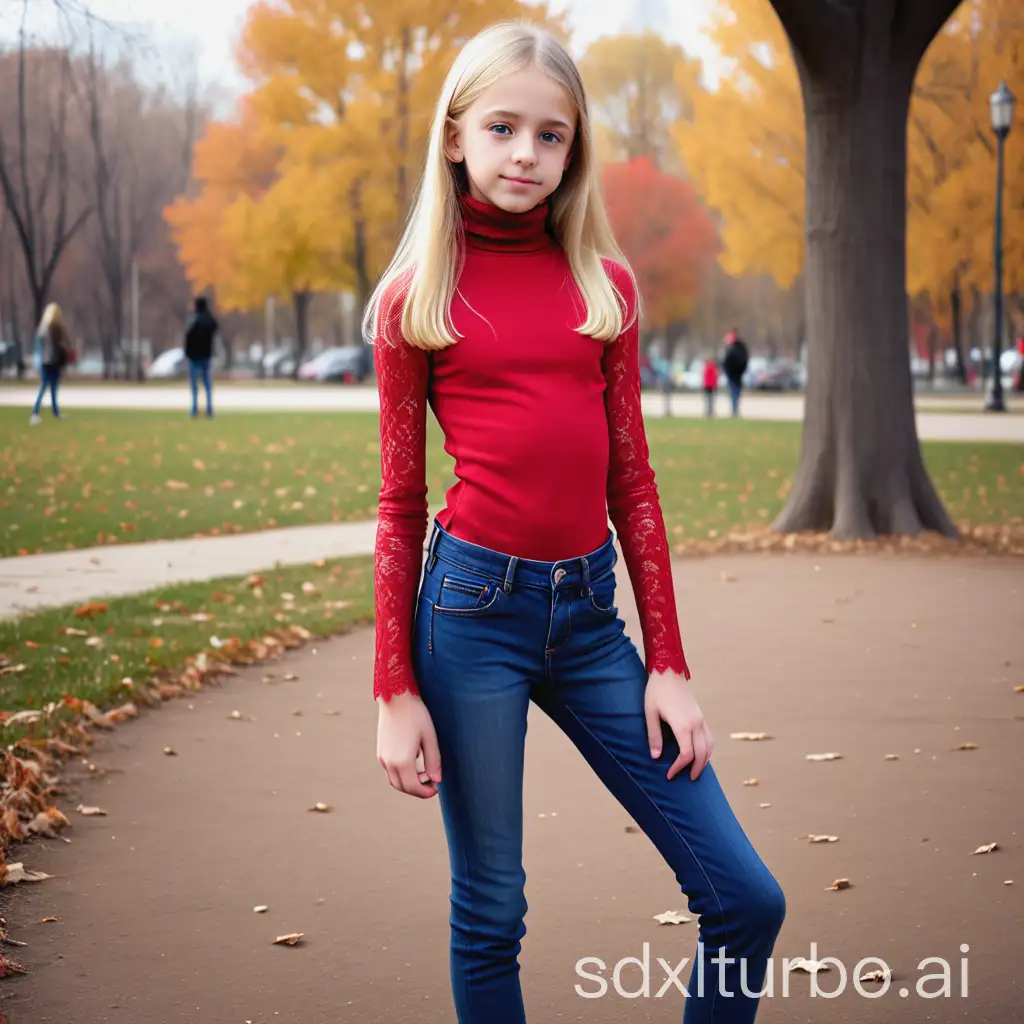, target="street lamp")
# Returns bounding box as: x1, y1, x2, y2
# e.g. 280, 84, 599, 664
986, 80, 1015, 412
